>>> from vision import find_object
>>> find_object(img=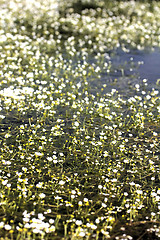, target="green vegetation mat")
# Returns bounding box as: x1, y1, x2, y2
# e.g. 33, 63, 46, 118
0, 0, 160, 239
